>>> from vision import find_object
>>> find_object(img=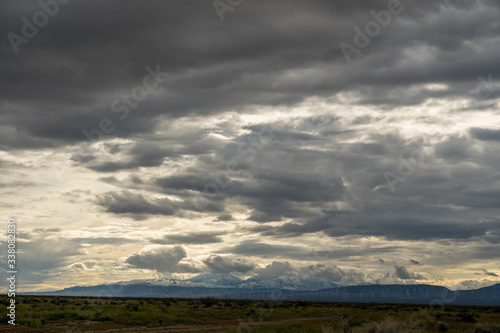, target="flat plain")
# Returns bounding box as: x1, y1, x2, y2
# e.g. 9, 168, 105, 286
1, 295, 500, 332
